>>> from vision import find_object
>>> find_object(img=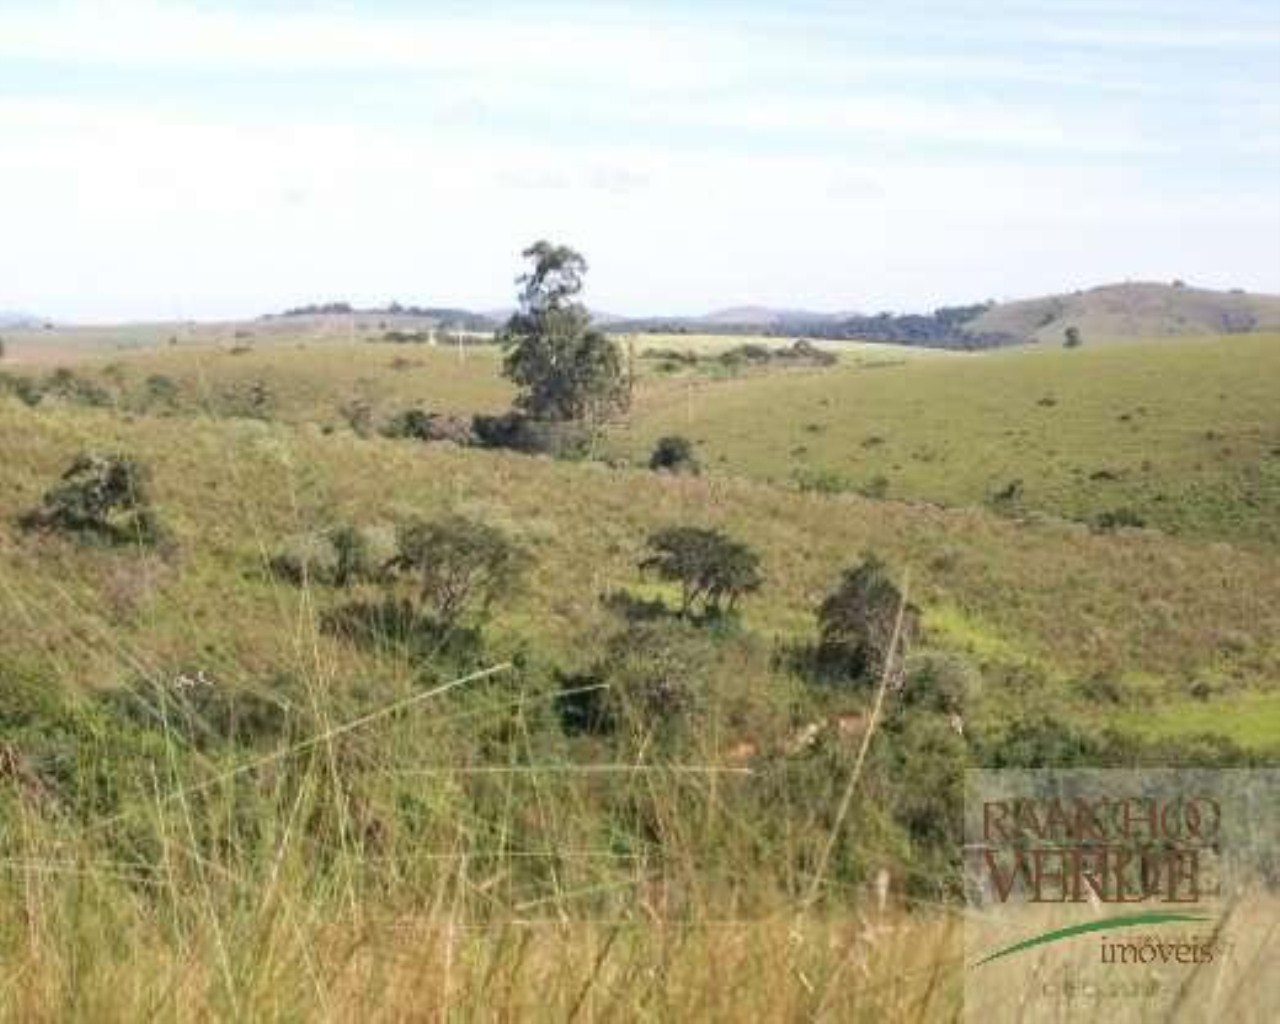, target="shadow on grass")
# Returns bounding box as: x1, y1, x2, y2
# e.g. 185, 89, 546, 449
321, 597, 485, 665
